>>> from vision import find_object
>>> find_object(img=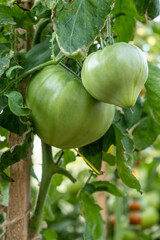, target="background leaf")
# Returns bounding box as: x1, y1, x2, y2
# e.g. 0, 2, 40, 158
80, 191, 104, 240
0, 5, 16, 25
43, 229, 58, 240
85, 181, 124, 197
